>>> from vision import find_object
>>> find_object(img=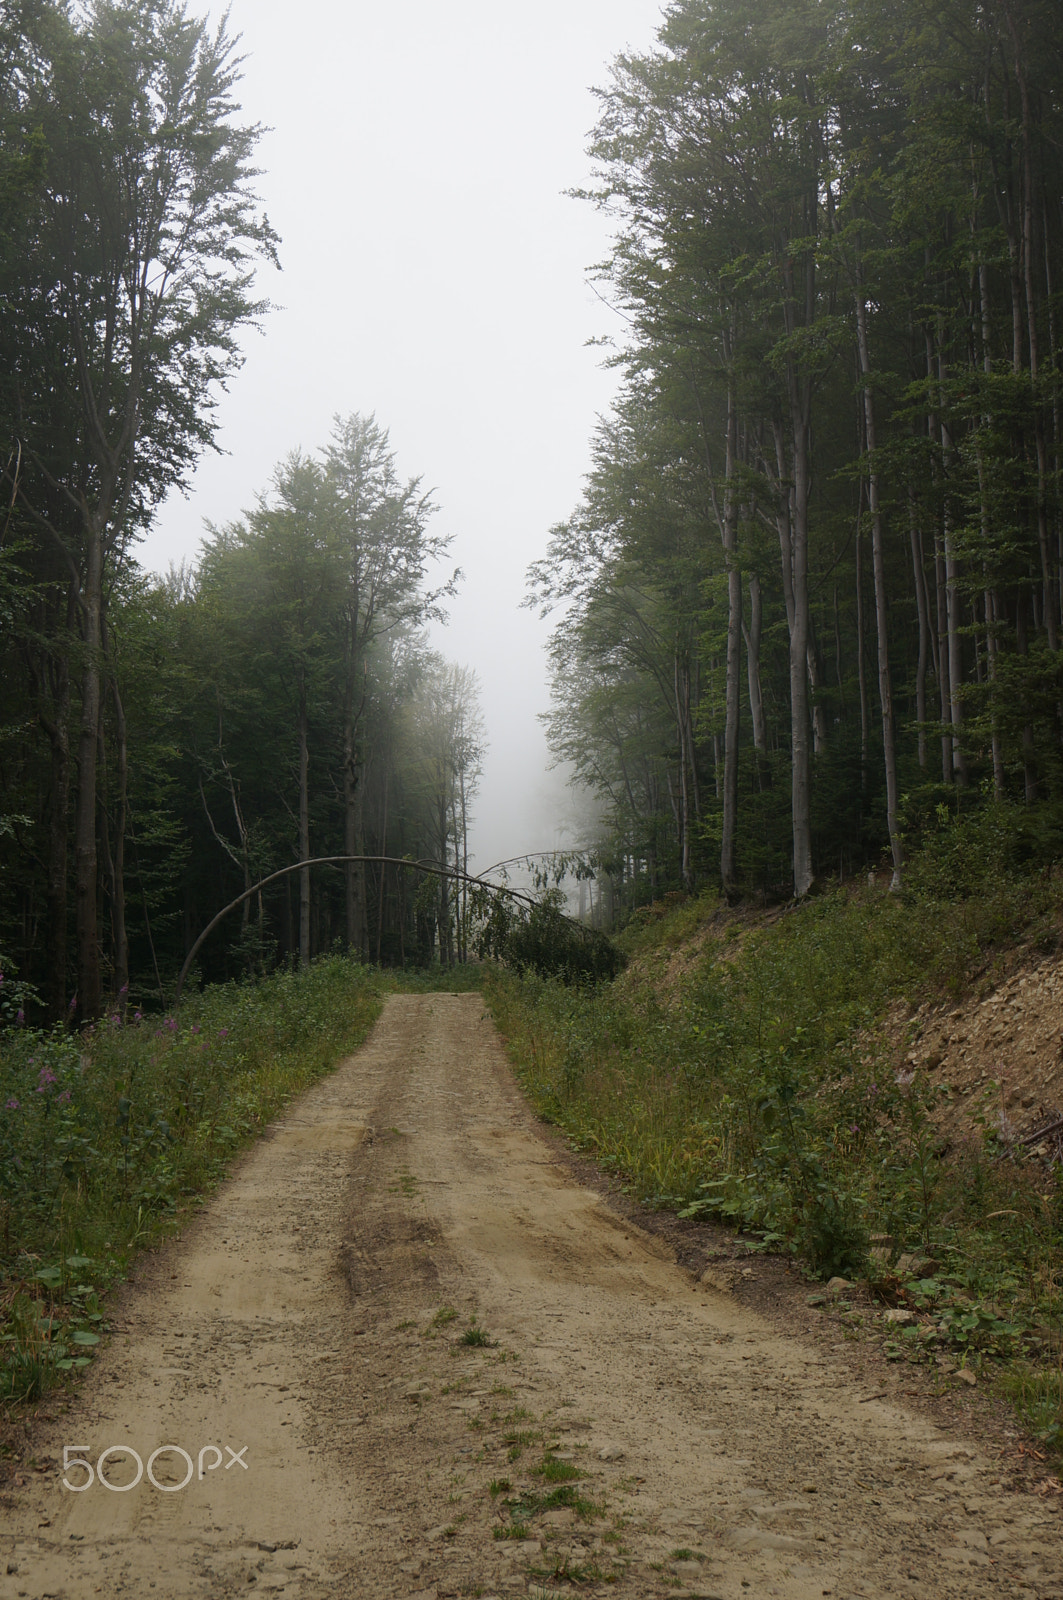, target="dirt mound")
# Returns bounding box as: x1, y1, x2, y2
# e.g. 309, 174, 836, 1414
897, 948, 1063, 1158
